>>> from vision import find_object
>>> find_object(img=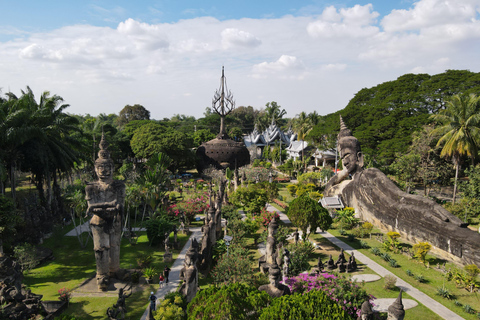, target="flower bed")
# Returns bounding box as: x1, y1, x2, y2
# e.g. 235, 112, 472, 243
272, 198, 287, 209
285, 273, 373, 318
